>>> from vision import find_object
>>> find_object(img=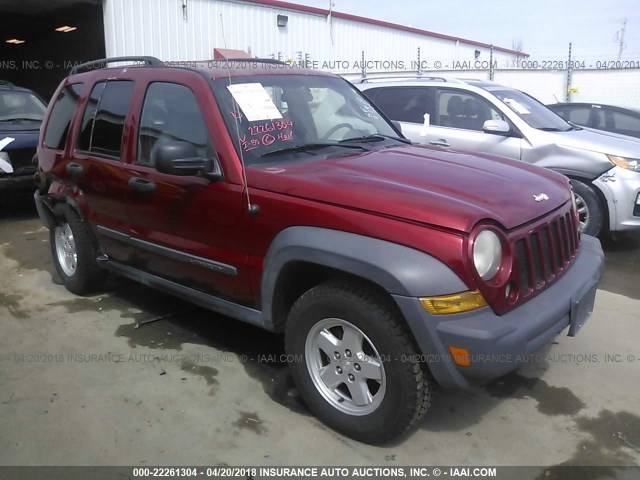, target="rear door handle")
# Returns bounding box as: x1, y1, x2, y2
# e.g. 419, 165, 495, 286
429, 139, 450, 147
66, 162, 84, 177
128, 177, 156, 195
